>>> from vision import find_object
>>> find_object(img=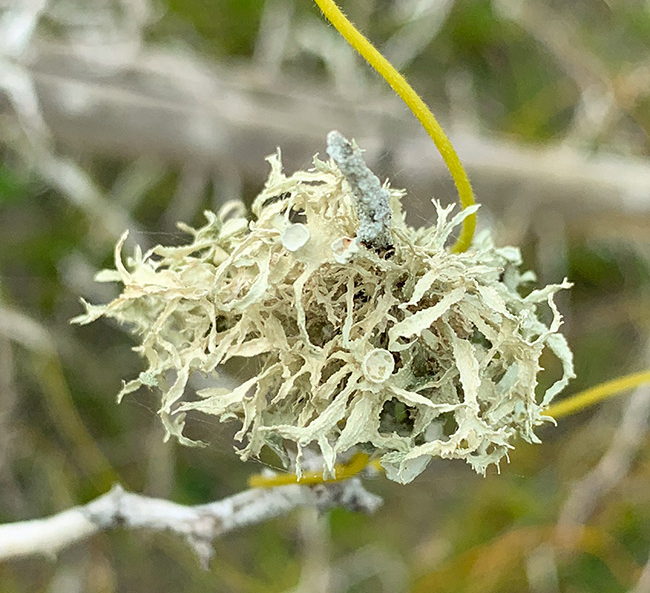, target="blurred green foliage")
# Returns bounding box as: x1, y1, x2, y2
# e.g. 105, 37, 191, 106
0, 163, 36, 206
165, 0, 265, 57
